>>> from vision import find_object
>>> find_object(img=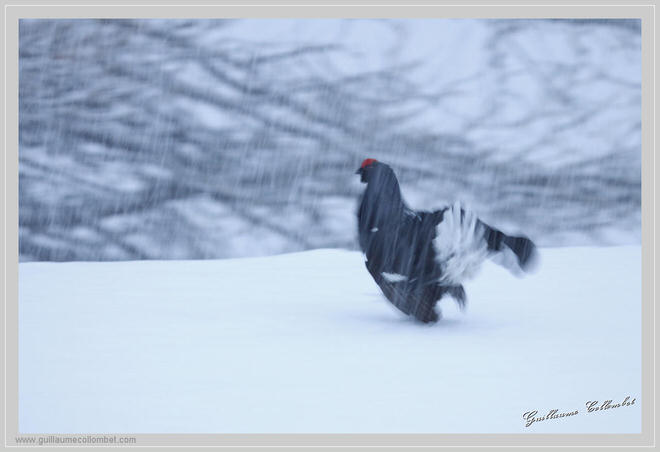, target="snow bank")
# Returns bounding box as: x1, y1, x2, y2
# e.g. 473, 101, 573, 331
19, 246, 641, 433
